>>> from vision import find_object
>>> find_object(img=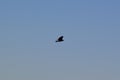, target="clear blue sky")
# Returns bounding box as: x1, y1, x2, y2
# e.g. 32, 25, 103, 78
0, 0, 120, 80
